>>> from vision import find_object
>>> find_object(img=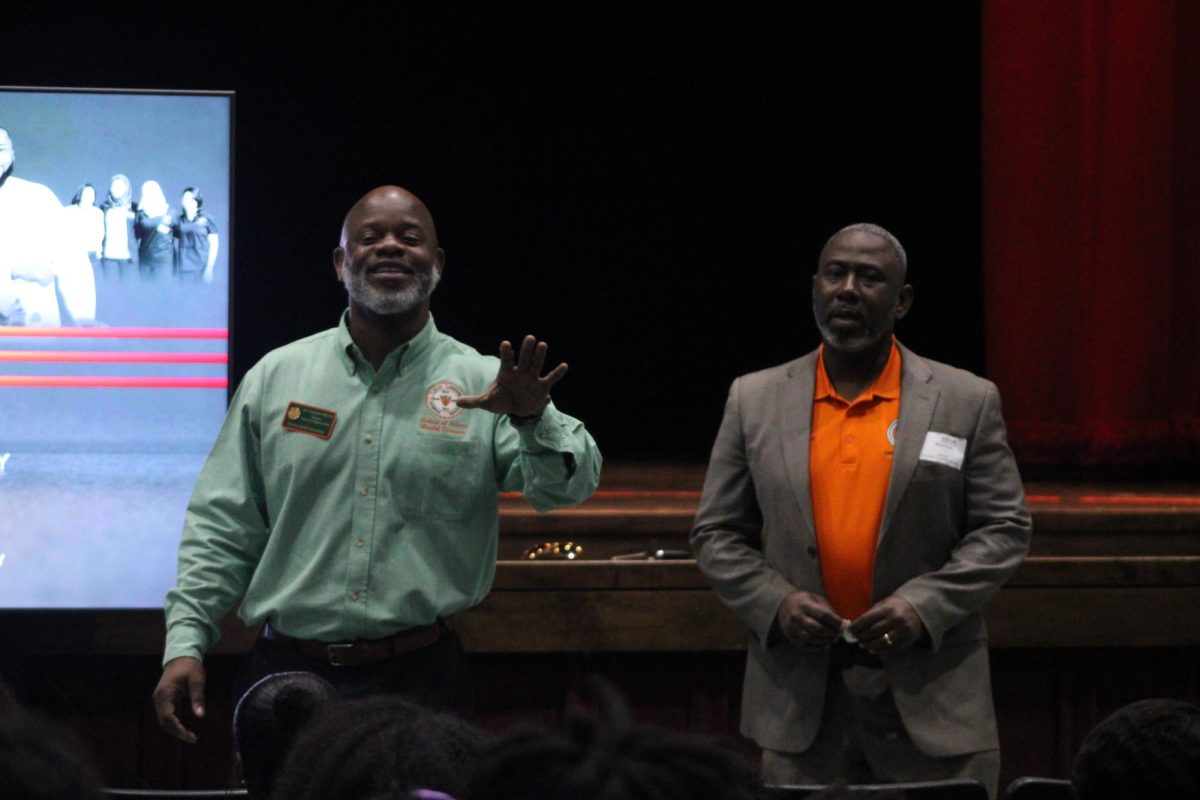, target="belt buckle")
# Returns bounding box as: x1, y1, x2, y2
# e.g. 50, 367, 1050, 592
325, 642, 357, 667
